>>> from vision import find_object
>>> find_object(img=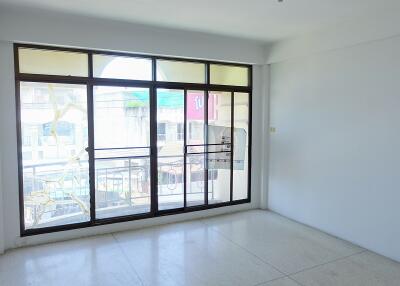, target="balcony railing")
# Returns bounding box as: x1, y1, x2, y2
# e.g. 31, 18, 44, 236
23, 157, 216, 228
